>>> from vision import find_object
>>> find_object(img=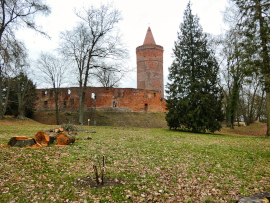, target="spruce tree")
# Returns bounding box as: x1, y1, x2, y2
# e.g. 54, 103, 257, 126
166, 2, 223, 133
